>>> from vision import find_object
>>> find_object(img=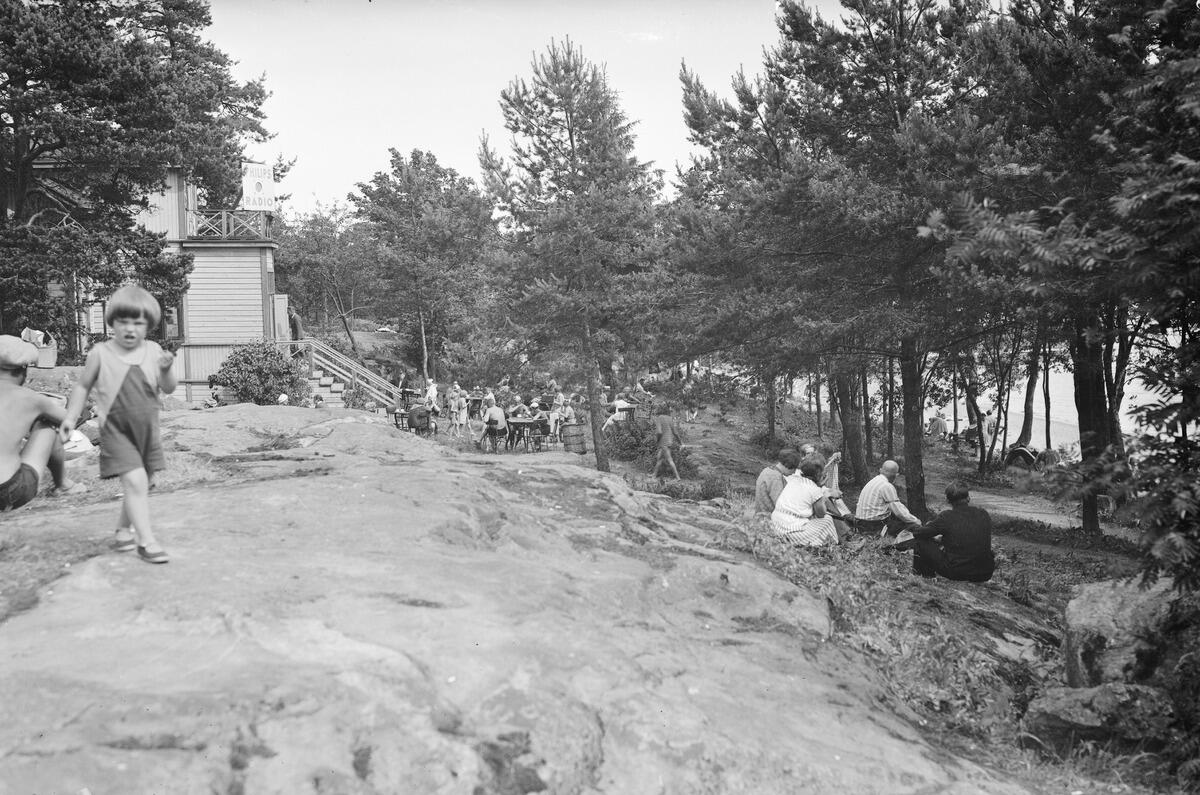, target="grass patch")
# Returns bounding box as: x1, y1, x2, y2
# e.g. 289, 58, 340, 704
0, 529, 108, 624
703, 505, 1174, 793
992, 516, 1143, 557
